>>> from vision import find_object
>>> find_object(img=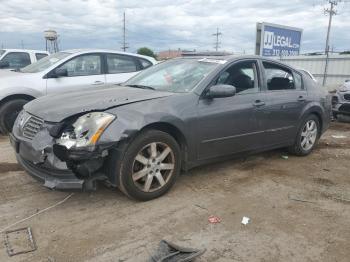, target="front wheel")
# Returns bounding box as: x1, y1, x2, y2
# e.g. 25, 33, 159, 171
288, 114, 320, 156
110, 130, 181, 201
